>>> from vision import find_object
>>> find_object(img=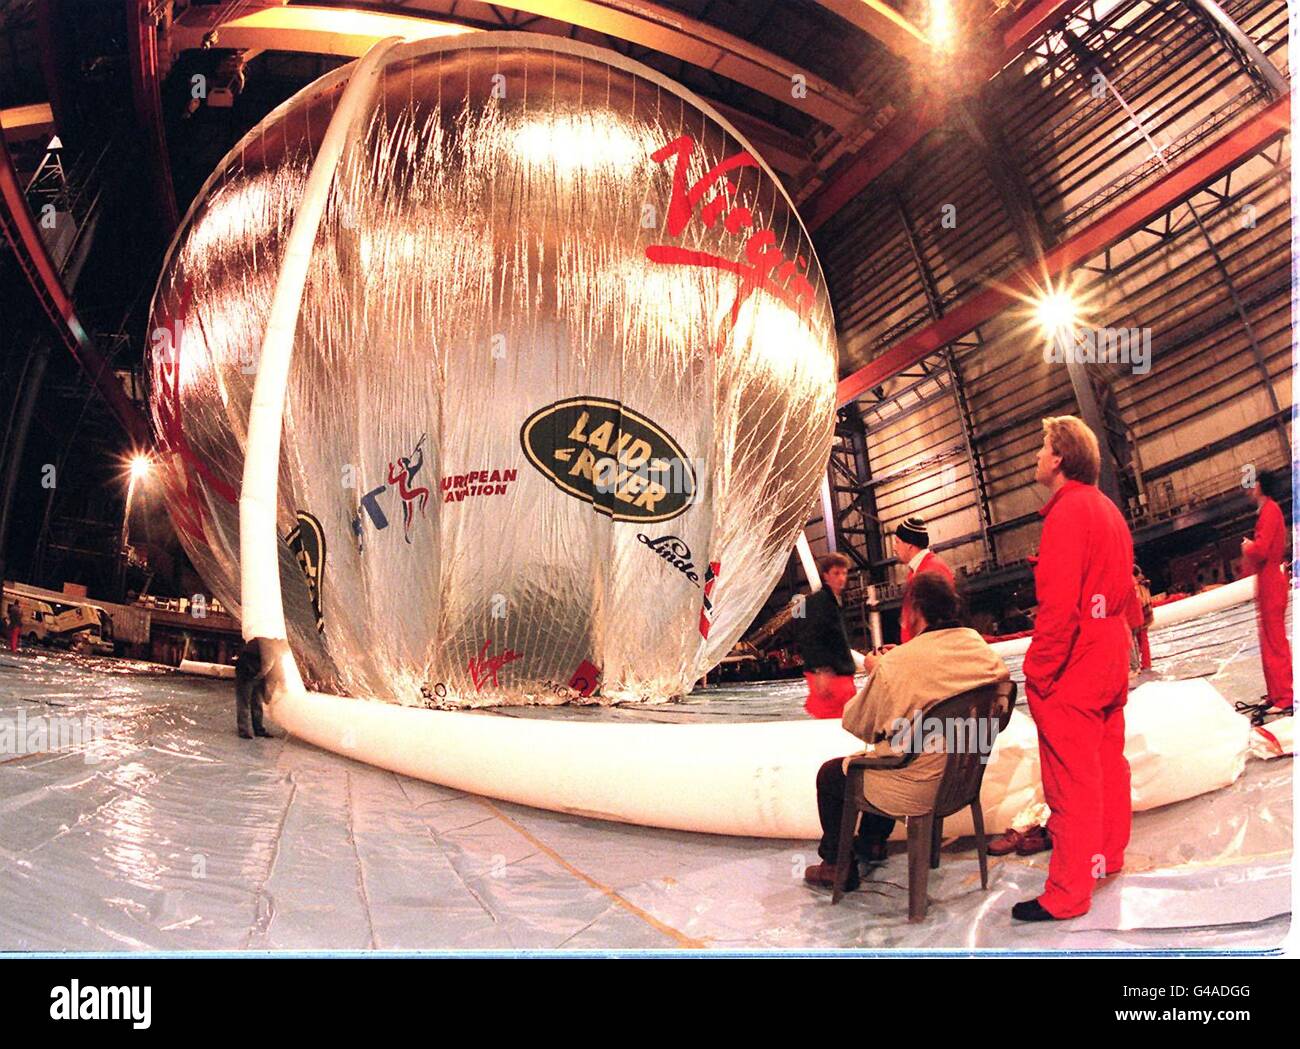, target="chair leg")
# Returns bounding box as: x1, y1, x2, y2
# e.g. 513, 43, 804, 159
907, 815, 932, 922
971, 801, 989, 890
830, 801, 859, 905
930, 816, 943, 869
